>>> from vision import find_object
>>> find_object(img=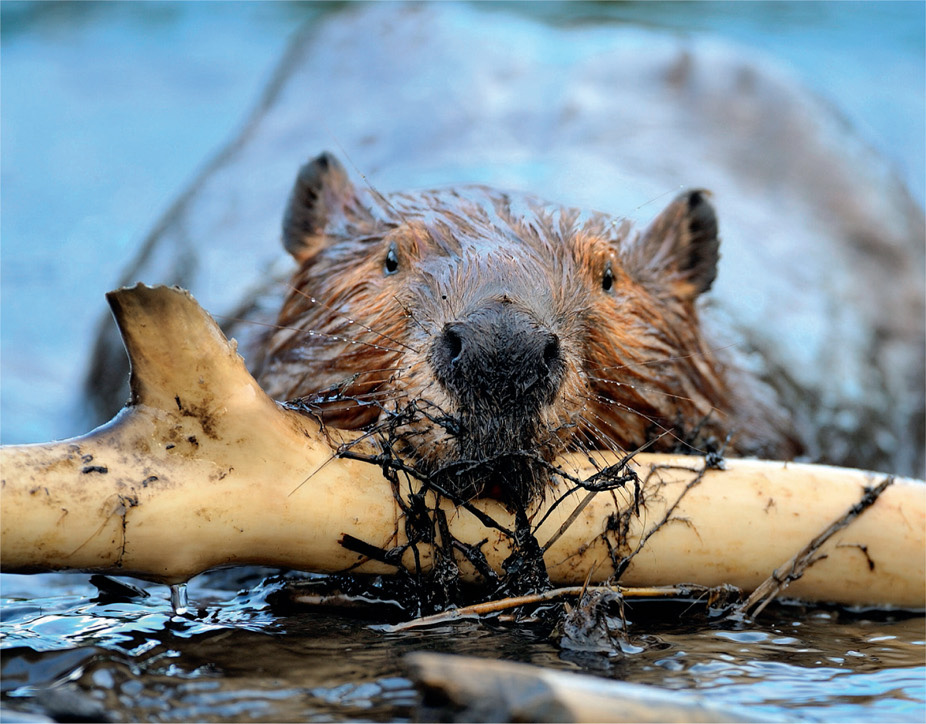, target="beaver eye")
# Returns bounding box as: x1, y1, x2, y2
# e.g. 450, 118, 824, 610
602, 262, 614, 293
384, 243, 399, 275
